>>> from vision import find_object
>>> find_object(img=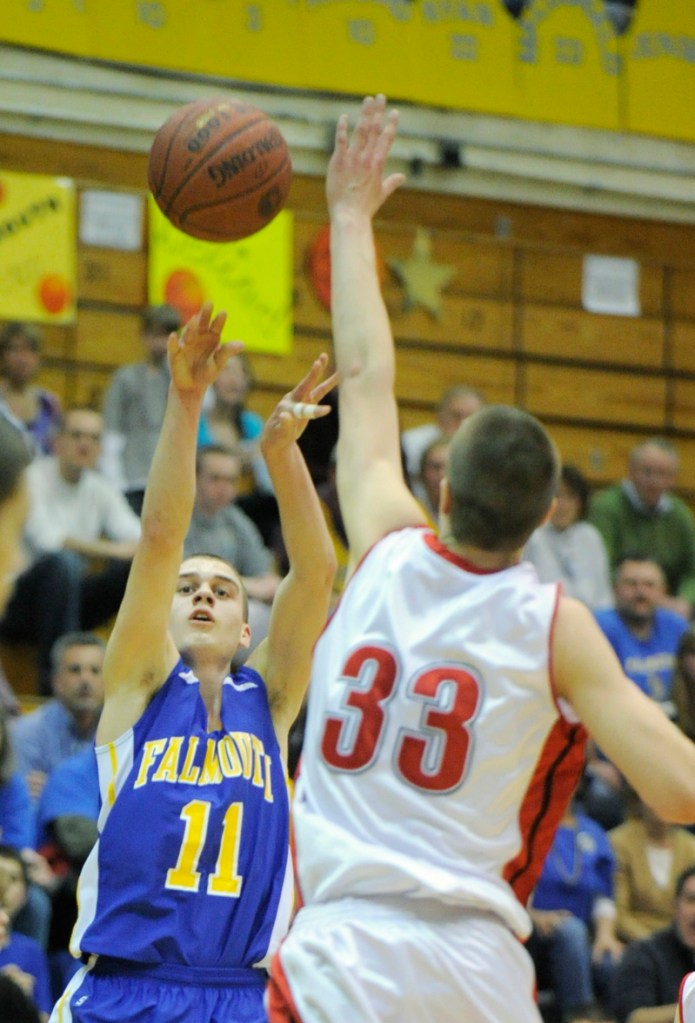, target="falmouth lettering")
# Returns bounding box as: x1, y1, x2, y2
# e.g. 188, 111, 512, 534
133, 731, 274, 801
